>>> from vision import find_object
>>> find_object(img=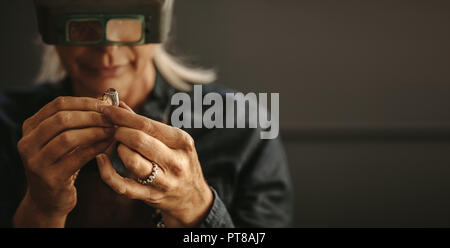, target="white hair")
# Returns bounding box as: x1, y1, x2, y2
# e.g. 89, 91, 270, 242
35, 0, 216, 91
